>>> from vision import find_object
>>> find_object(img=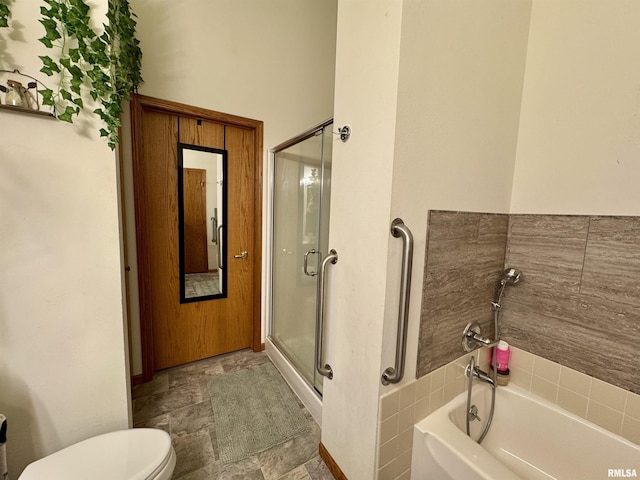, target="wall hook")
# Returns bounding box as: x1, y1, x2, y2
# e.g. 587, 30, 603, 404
333, 125, 351, 142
